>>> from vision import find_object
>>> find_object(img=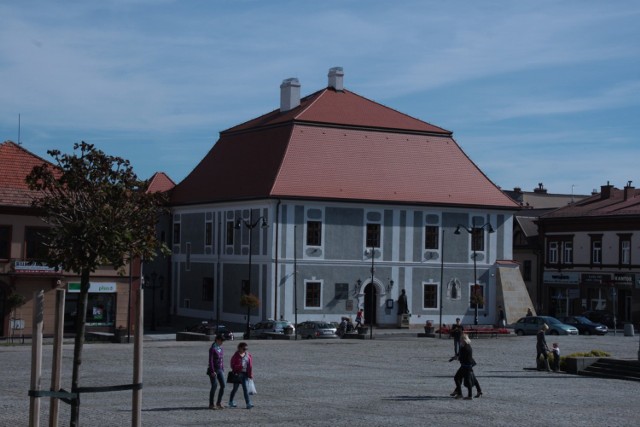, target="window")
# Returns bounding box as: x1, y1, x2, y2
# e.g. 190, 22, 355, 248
305, 281, 321, 308
205, 222, 213, 246
185, 242, 191, 271
226, 221, 235, 245
619, 235, 631, 265
469, 284, 485, 310
424, 226, 439, 250
24, 227, 48, 260
335, 283, 349, 300
471, 227, 484, 252
306, 221, 322, 246
173, 223, 181, 246
562, 241, 573, 264
0, 225, 10, 260
202, 277, 214, 301
522, 260, 532, 281
423, 283, 438, 309
548, 241, 559, 264
366, 223, 380, 248
591, 236, 602, 264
